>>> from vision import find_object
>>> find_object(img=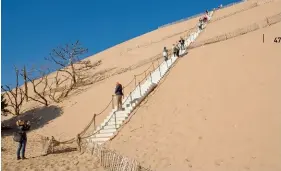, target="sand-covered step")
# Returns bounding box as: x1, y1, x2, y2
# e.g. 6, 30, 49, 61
90, 137, 110, 142
103, 124, 122, 130
96, 124, 122, 130
104, 120, 124, 126
99, 128, 117, 134
107, 113, 129, 119
107, 117, 127, 123
94, 132, 114, 138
